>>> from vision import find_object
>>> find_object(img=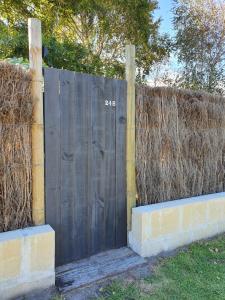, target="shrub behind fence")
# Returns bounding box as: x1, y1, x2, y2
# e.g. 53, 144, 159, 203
136, 86, 225, 205
0, 63, 33, 231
